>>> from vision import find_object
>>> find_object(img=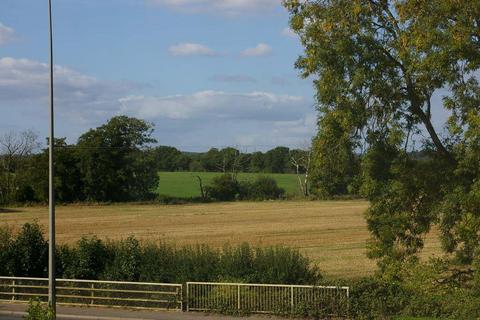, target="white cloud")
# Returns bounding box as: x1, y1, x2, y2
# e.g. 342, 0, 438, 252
168, 43, 217, 56
0, 57, 316, 149
118, 90, 306, 121
240, 43, 272, 57
147, 0, 280, 15
0, 57, 138, 115
0, 23, 15, 45
281, 27, 296, 38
